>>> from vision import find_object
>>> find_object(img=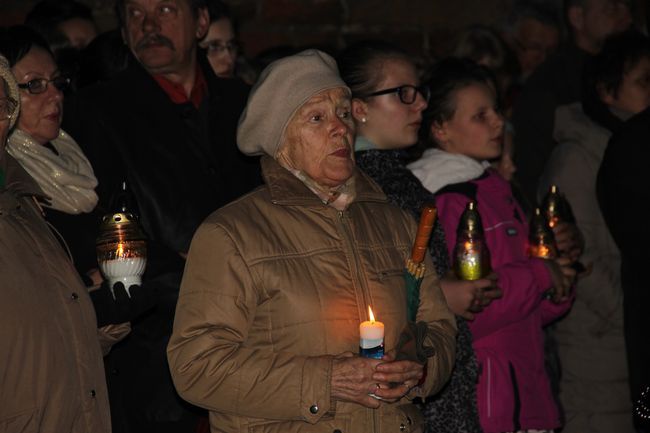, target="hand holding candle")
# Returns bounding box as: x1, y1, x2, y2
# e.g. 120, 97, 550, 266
359, 306, 384, 359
